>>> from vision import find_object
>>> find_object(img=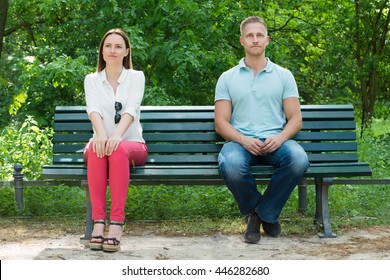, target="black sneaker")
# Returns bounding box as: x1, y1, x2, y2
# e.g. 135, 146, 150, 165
262, 221, 281, 237
243, 211, 261, 243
